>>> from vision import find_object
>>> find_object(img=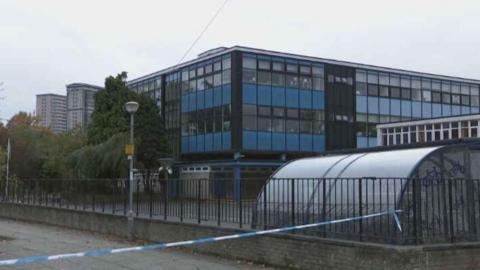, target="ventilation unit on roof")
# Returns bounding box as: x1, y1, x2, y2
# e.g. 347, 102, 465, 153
198, 47, 228, 58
